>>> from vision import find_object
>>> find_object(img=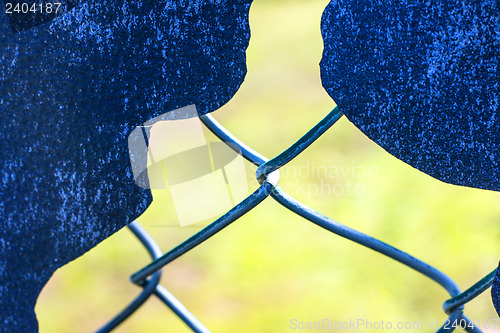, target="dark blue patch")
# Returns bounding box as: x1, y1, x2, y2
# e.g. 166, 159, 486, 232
492, 262, 500, 317
320, 0, 500, 191
0, 0, 252, 331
